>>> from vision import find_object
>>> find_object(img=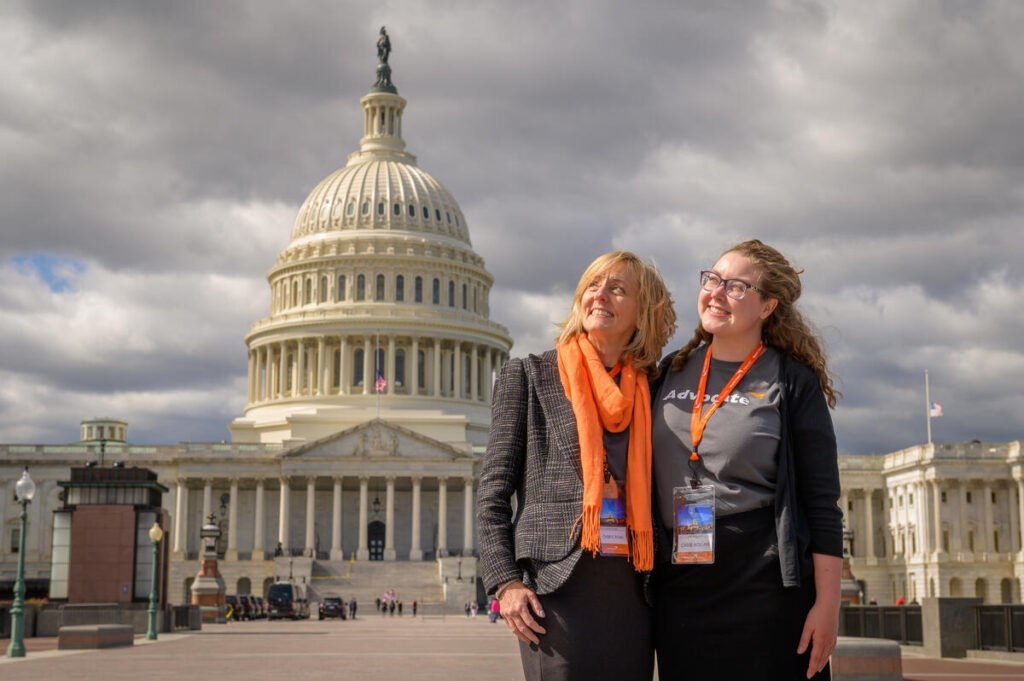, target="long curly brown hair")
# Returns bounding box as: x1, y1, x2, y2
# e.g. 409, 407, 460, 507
670, 239, 839, 407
